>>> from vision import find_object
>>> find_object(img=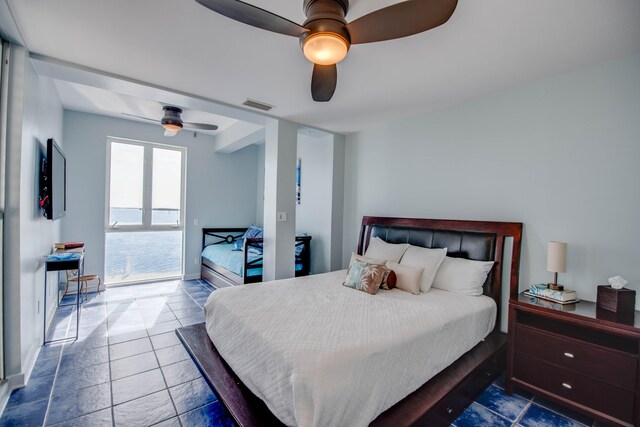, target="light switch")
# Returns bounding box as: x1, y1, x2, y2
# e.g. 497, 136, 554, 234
194, 218, 199, 226
277, 212, 287, 222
